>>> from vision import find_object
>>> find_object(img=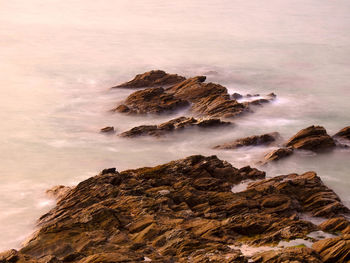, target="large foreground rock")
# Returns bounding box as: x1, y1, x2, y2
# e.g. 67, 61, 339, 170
1, 155, 349, 262
112, 70, 186, 88
119, 116, 231, 138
